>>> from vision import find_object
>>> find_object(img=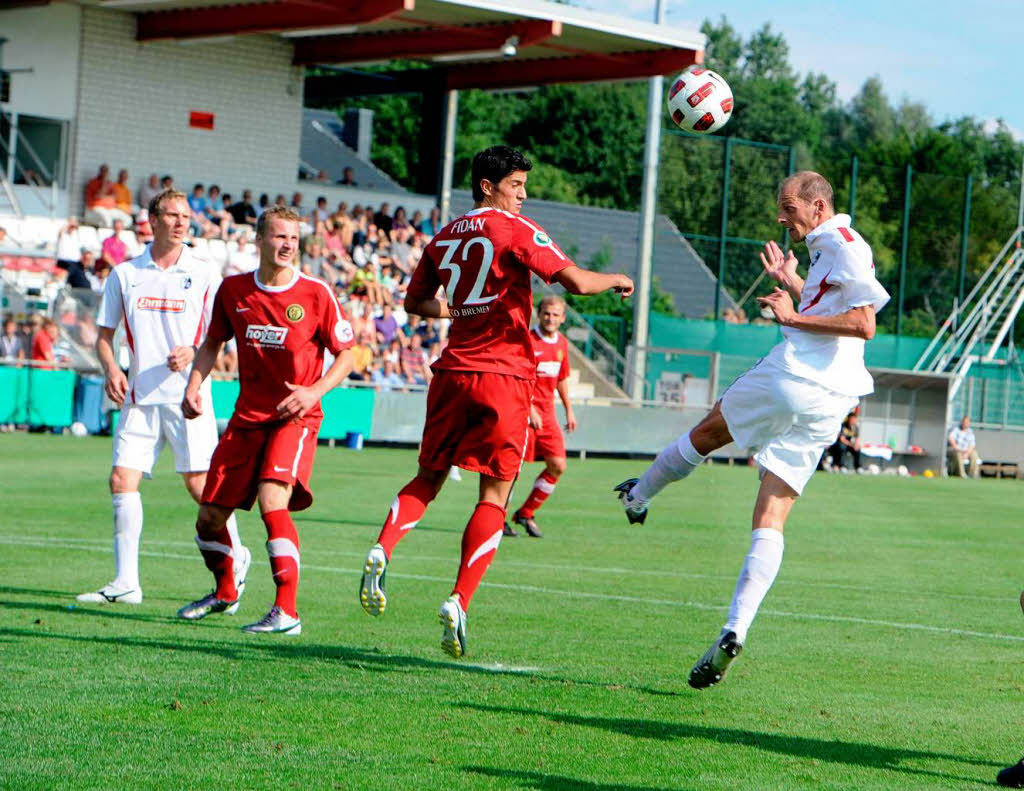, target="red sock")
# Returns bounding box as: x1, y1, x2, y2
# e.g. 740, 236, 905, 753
196, 523, 236, 602
452, 501, 507, 611
263, 509, 300, 618
376, 476, 438, 558
515, 470, 559, 519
